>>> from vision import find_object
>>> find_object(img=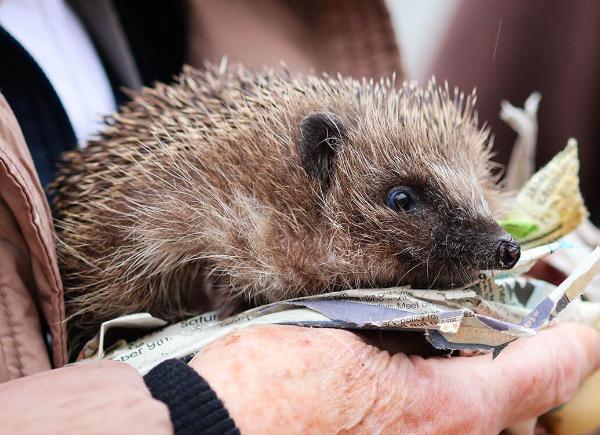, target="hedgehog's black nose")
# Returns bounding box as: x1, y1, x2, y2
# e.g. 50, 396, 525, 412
496, 236, 521, 269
